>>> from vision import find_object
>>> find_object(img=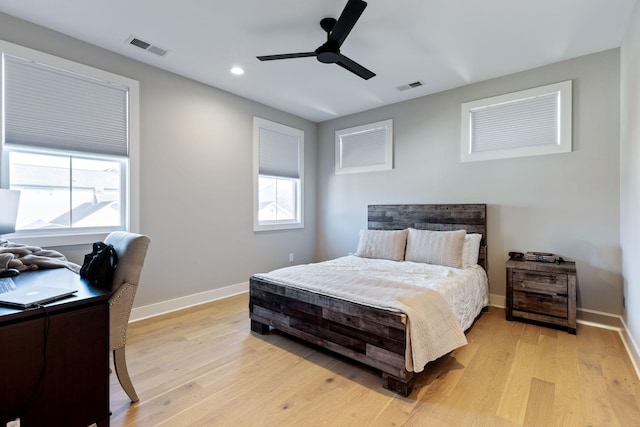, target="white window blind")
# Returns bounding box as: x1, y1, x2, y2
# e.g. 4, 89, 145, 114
3, 54, 129, 157
335, 119, 393, 174
340, 127, 388, 168
470, 93, 559, 152
253, 117, 304, 232
258, 127, 300, 179
461, 80, 572, 162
